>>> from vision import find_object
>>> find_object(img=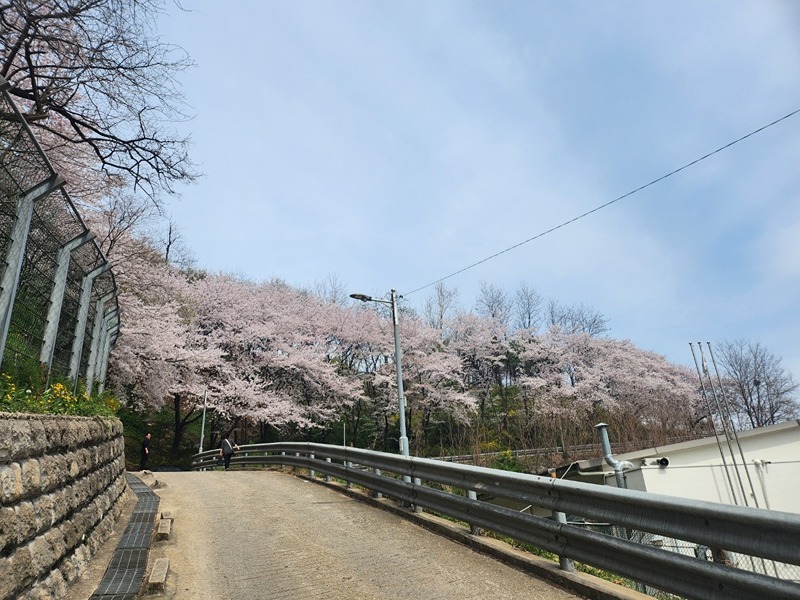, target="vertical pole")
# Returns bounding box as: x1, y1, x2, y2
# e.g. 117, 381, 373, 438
391, 289, 409, 457
707, 342, 761, 508
467, 490, 482, 535
553, 510, 575, 572
85, 296, 114, 394
0, 174, 65, 366
199, 389, 208, 452
310, 453, 315, 479
69, 263, 111, 389
97, 326, 118, 393
325, 457, 332, 483
698, 342, 748, 505
40, 231, 94, 375
413, 476, 423, 513
690, 342, 738, 503
374, 468, 382, 499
